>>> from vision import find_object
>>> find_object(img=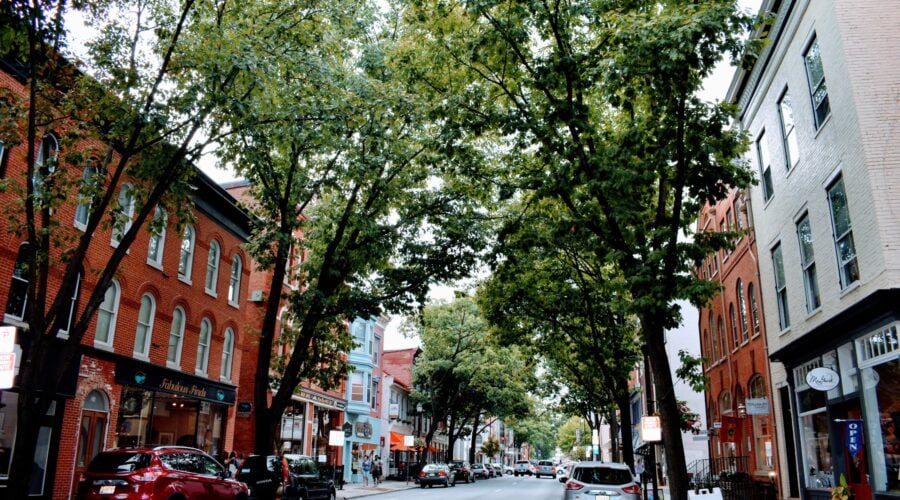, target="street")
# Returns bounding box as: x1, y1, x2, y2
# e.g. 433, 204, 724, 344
371, 475, 563, 500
